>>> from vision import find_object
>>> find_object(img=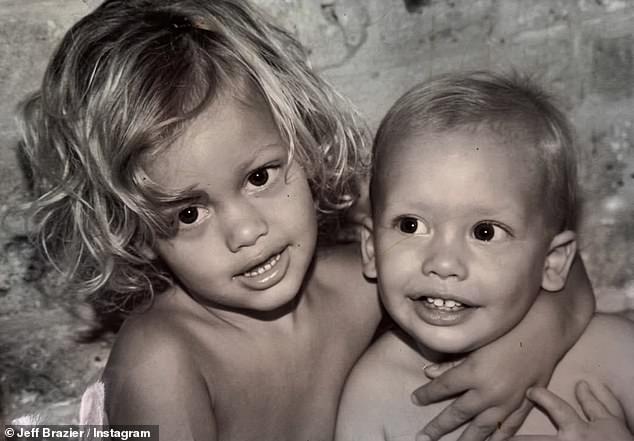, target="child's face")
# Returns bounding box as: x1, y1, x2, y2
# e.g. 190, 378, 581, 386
366, 129, 553, 353
147, 92, 317, 314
